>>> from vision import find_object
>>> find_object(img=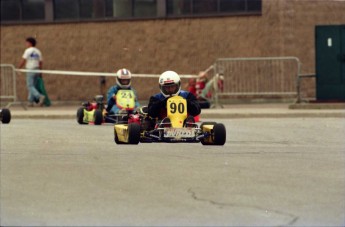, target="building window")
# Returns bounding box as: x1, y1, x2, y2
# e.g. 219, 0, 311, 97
167, 0, 191, 15
1, 0, 21, 21
1, 0, 45, 22
220, 0, 262, 12
22, 0, 45, 20
193, 0, 218, 14
167, 0, 261, 16
1, 0, 261, 24
133, 0, 157, 17
54, 0, 79, 20
80, 0, 106, 19
104, 0, 157, 18
105, 0, 132, 18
